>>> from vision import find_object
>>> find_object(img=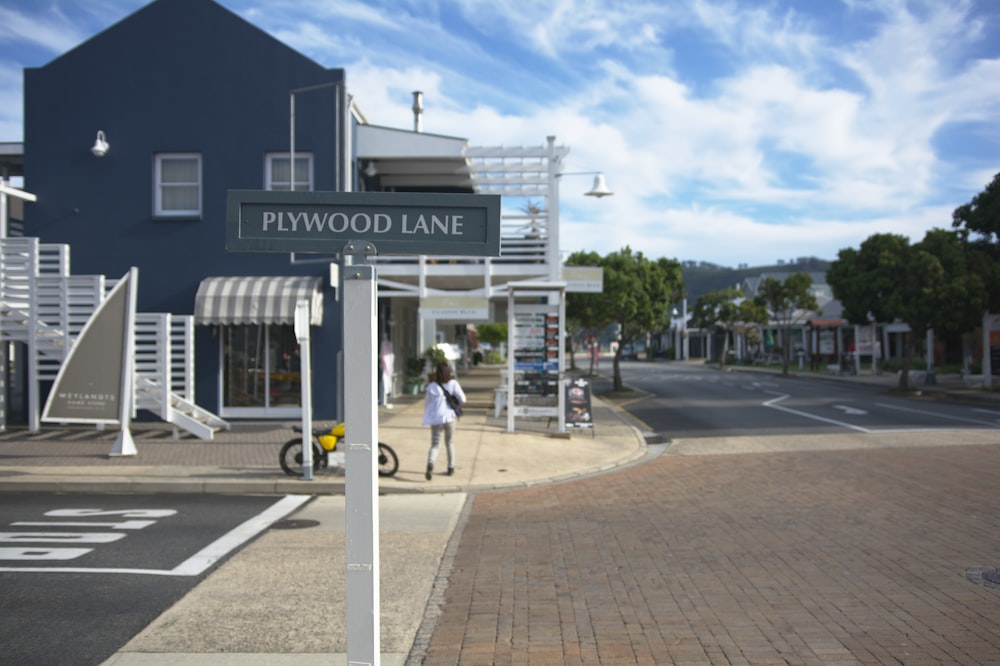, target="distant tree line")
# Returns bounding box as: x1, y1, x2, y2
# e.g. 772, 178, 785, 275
825, 171, 999, 388
564, 171, 1000, 390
